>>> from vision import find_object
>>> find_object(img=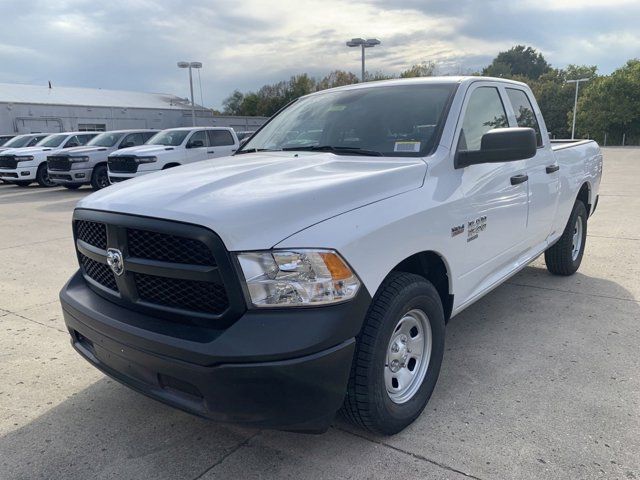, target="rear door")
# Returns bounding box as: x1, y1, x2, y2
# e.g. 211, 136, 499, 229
454, 83, 530, 301
207, 129, 237, 158
504, 87, 559, 245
